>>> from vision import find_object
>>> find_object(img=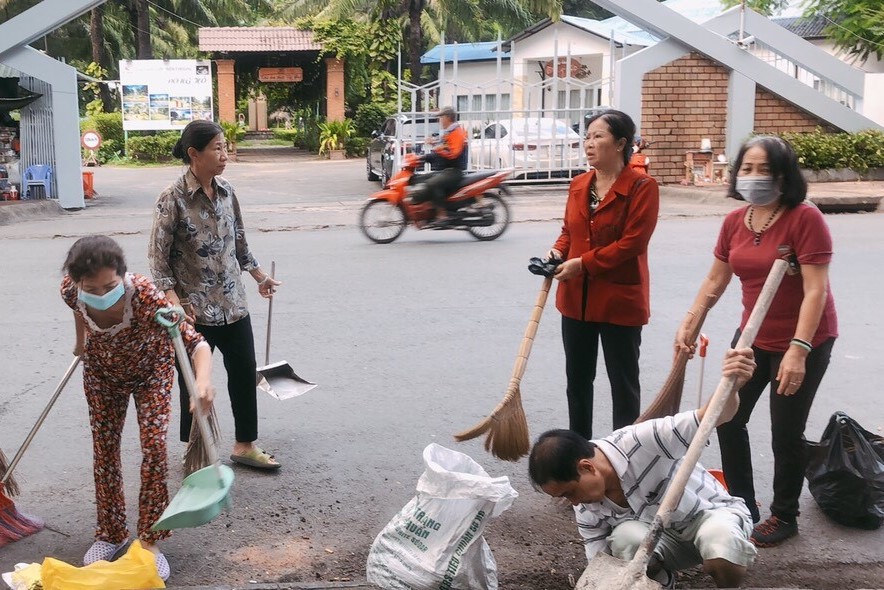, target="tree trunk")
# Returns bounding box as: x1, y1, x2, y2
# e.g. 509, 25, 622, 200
408, 0, 424, 109
90, 6, 115, 113
131, 0, 152, 59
